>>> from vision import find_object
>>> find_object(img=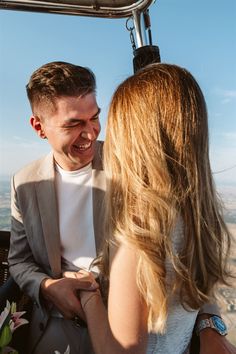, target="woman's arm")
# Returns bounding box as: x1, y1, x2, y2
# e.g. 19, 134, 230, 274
80, 243, 148, 354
